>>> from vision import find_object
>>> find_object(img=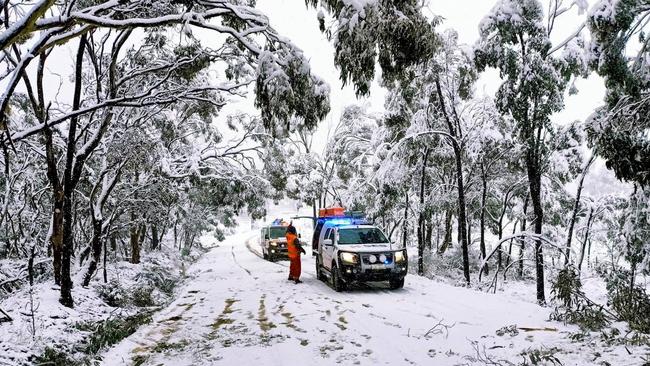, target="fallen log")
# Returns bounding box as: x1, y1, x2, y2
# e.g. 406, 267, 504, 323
518, 326, 558, 332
